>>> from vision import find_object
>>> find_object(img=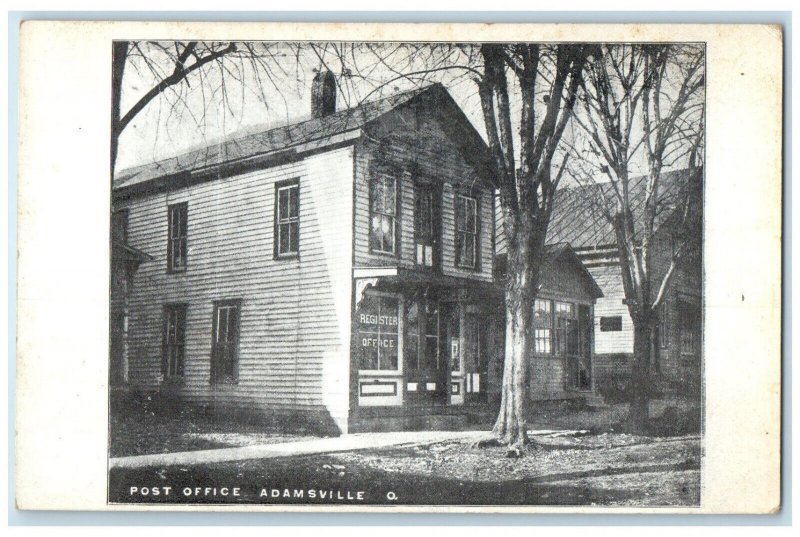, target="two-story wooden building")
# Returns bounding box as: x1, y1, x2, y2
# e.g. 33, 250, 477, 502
111, 73, 603, 434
